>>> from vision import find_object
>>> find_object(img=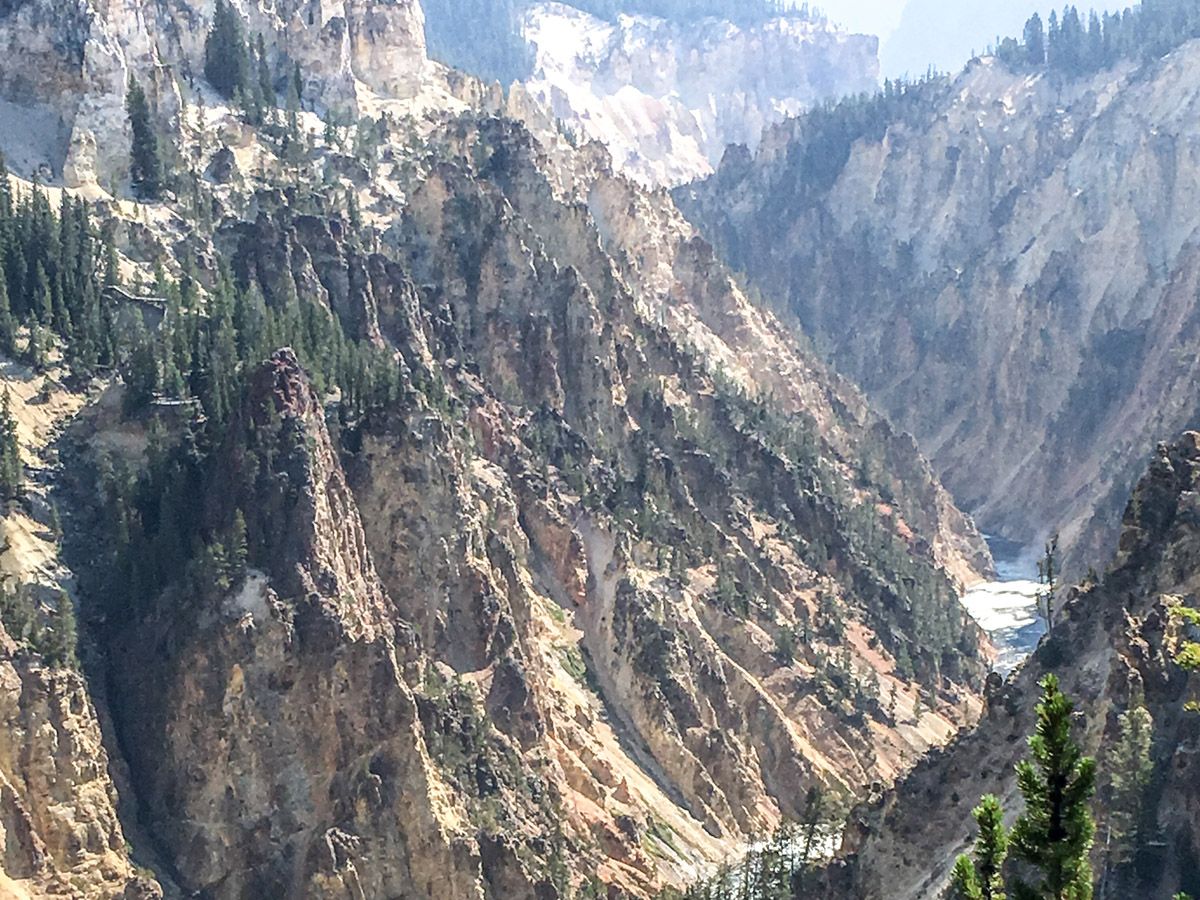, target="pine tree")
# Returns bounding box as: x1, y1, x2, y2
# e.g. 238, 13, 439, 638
255, 34, 274, 108
0, 388, 20, 500
1102, 704, 1153, 892
952, 795, 1009, 900
1010, 674, 1097, 900
1024, 13, 1046, 66
204, 0, 250, 100
1037, 535, 1059, 636
952, 854, 984, 900
1174, 604, 1200, 712
39, 589, 77, 668
230, 508, 248, 574
126, 76, 162, 199
0, 259, 14, 355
